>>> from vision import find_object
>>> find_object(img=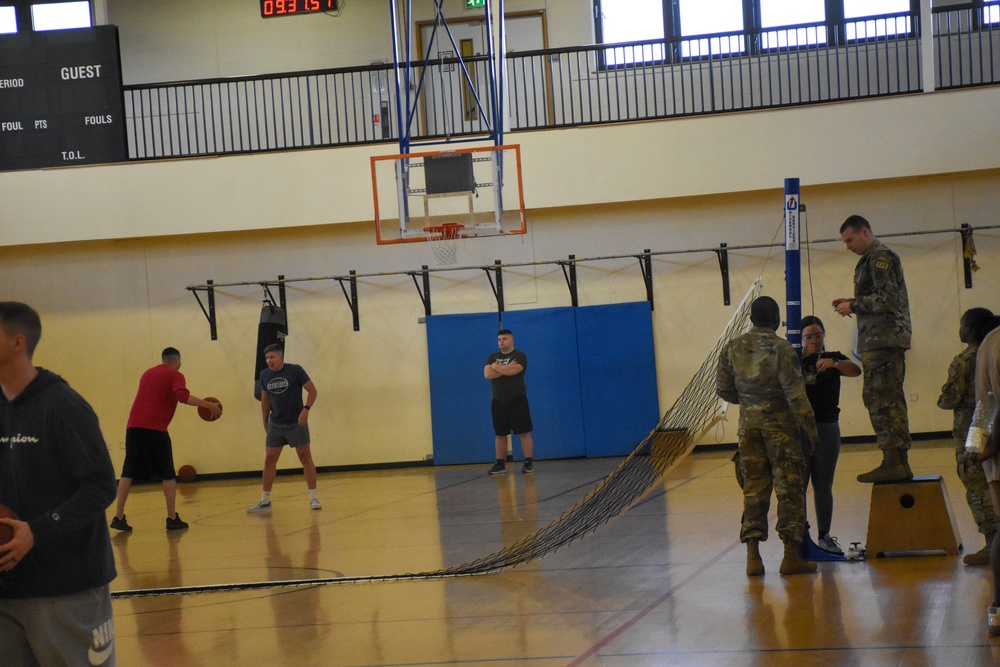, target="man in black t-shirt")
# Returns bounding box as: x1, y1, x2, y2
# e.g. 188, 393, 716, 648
484, 329, 535, 475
